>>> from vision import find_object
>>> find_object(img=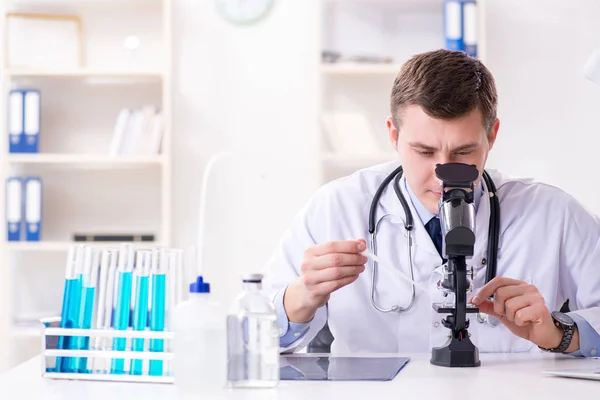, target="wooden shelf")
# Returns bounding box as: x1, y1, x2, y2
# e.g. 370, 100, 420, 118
5, 68, 163, 80
6, 154, 165, 166
6, 241, 161, 252
321, 63, 402, 75
323, 0, 443, 7
9, 0, 160, 4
